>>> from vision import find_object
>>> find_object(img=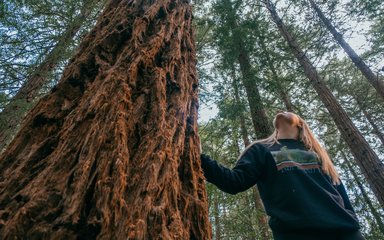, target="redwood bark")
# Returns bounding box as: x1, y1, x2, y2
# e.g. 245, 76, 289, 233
263, 0, 384, 208
308, 0, 384, 100
0, 0, 212, 239
0, 0, 98, 152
